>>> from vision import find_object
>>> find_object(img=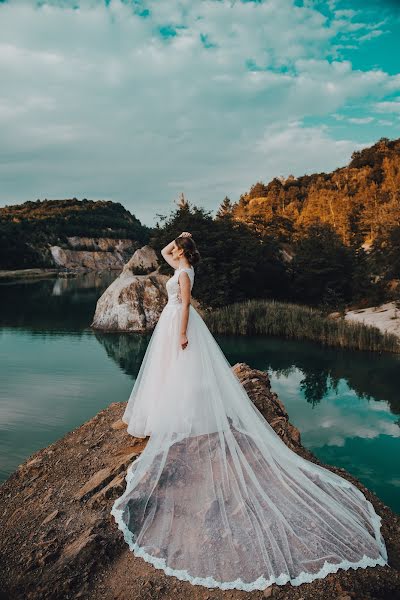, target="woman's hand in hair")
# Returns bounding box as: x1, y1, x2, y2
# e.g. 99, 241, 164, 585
180, 231, 192, 238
